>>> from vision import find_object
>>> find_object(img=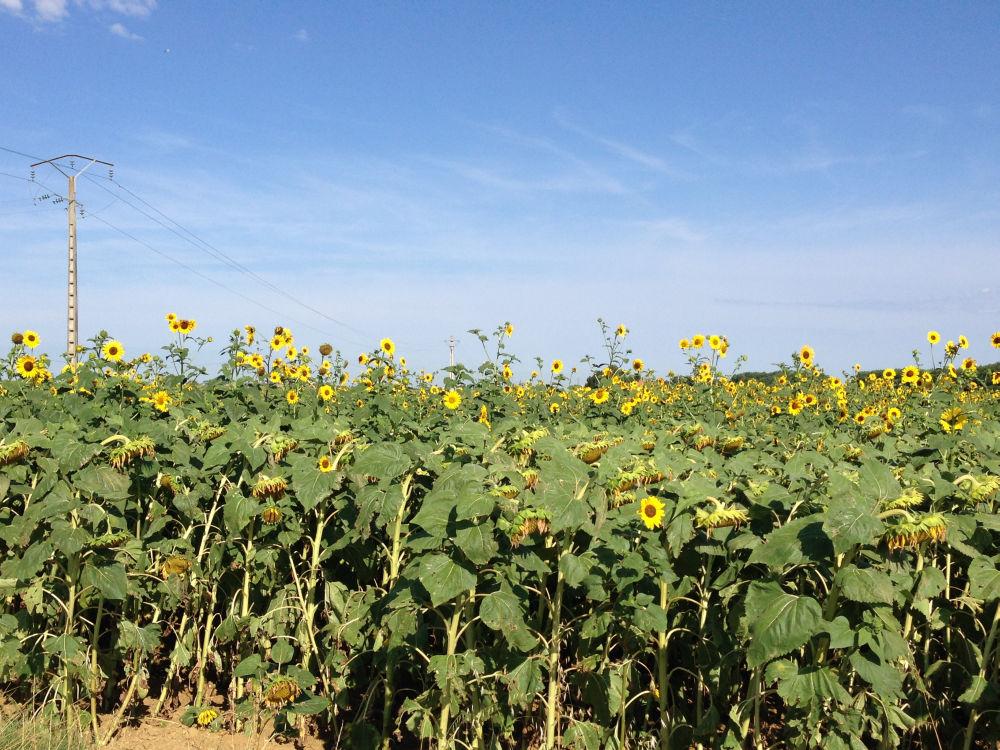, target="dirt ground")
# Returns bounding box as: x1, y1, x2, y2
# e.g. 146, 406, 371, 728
106, 718, 330, 750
